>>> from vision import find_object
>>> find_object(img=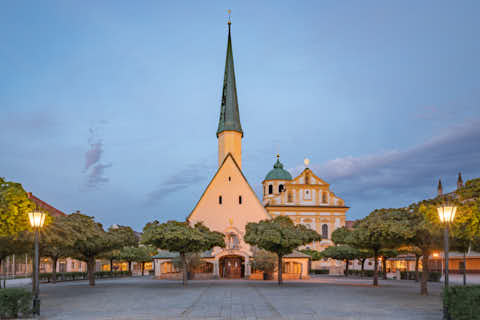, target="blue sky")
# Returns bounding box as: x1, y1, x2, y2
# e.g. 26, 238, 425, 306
1, 1, 479, 231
